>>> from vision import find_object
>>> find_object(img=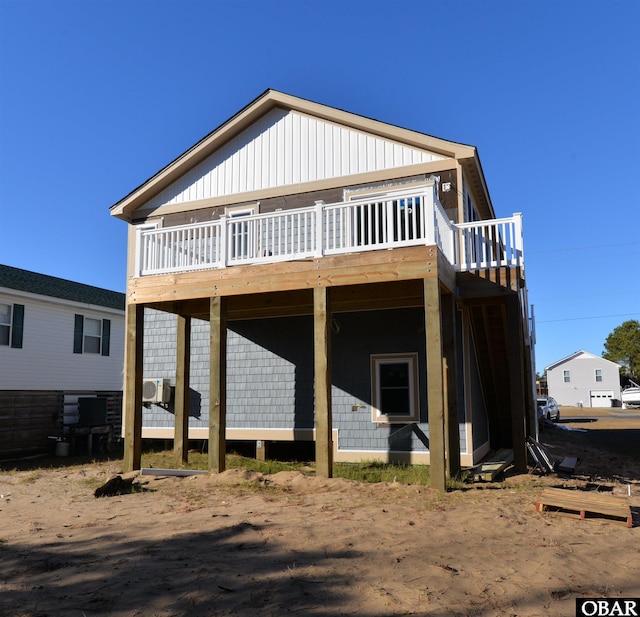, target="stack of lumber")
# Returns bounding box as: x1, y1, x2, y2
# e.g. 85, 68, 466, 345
536, 487, 632, 527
